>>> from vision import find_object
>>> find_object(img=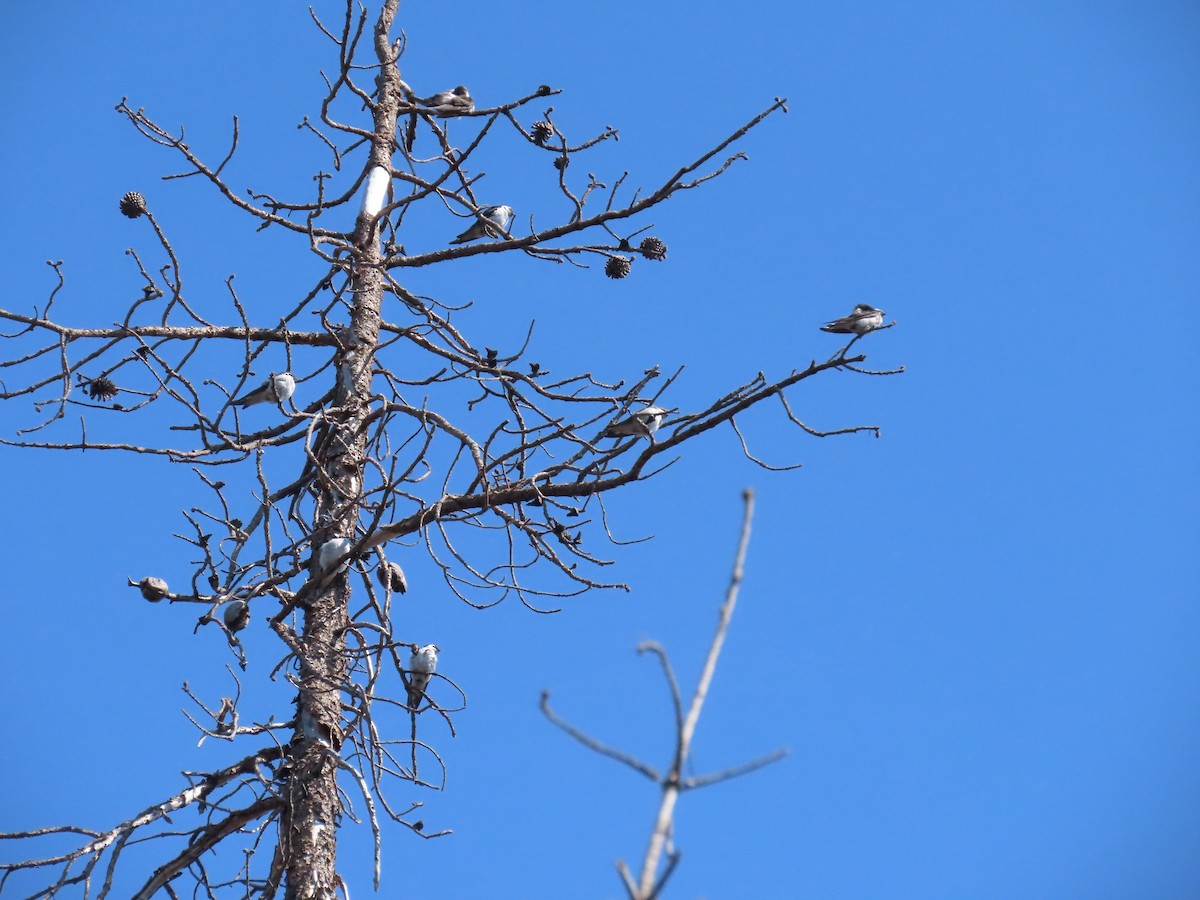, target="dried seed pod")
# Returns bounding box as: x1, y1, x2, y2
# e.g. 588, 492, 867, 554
605, 256, 632, 279
378, 561, 408, 594
639, 236, 667, 261
85, 376, 119, 401
119, 191, 147, 218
